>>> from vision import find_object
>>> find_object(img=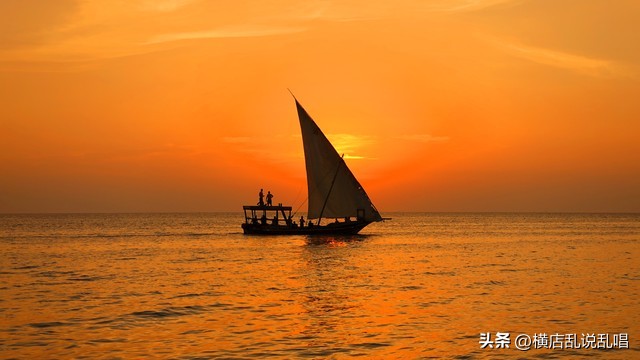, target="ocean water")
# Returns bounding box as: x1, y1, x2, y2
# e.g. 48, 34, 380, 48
0, 213, 638, 359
